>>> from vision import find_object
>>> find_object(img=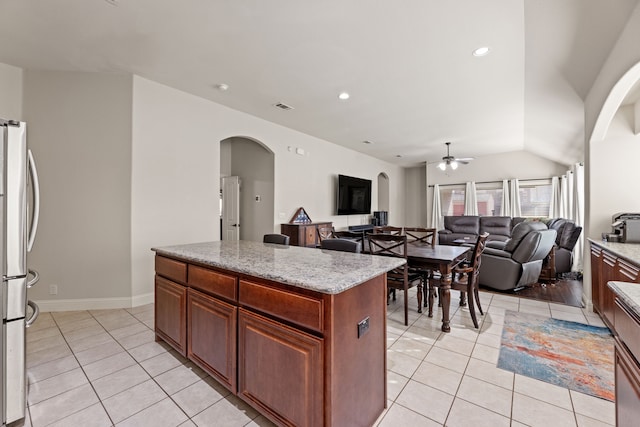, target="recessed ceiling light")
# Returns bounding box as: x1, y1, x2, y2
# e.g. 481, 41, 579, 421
362, 140, 374, 145
338, 92, 350, 100
473, 47, 490, 57
395, 155, 402, 158
214, 83, 229, 91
